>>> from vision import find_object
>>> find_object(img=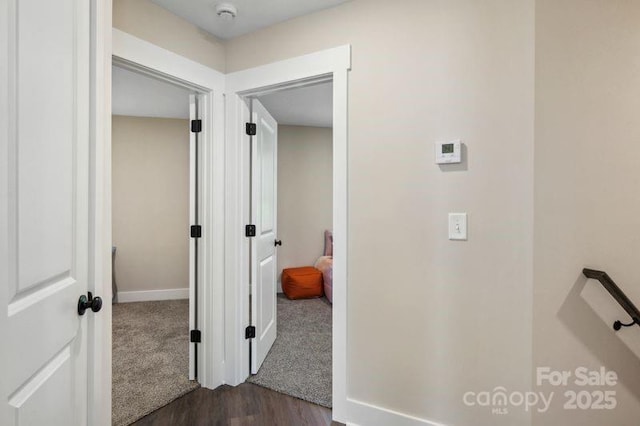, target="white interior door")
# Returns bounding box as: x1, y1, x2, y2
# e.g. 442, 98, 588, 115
0, 0, 92, 424
250, 99, 279, 374
188, 94, 200, 381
